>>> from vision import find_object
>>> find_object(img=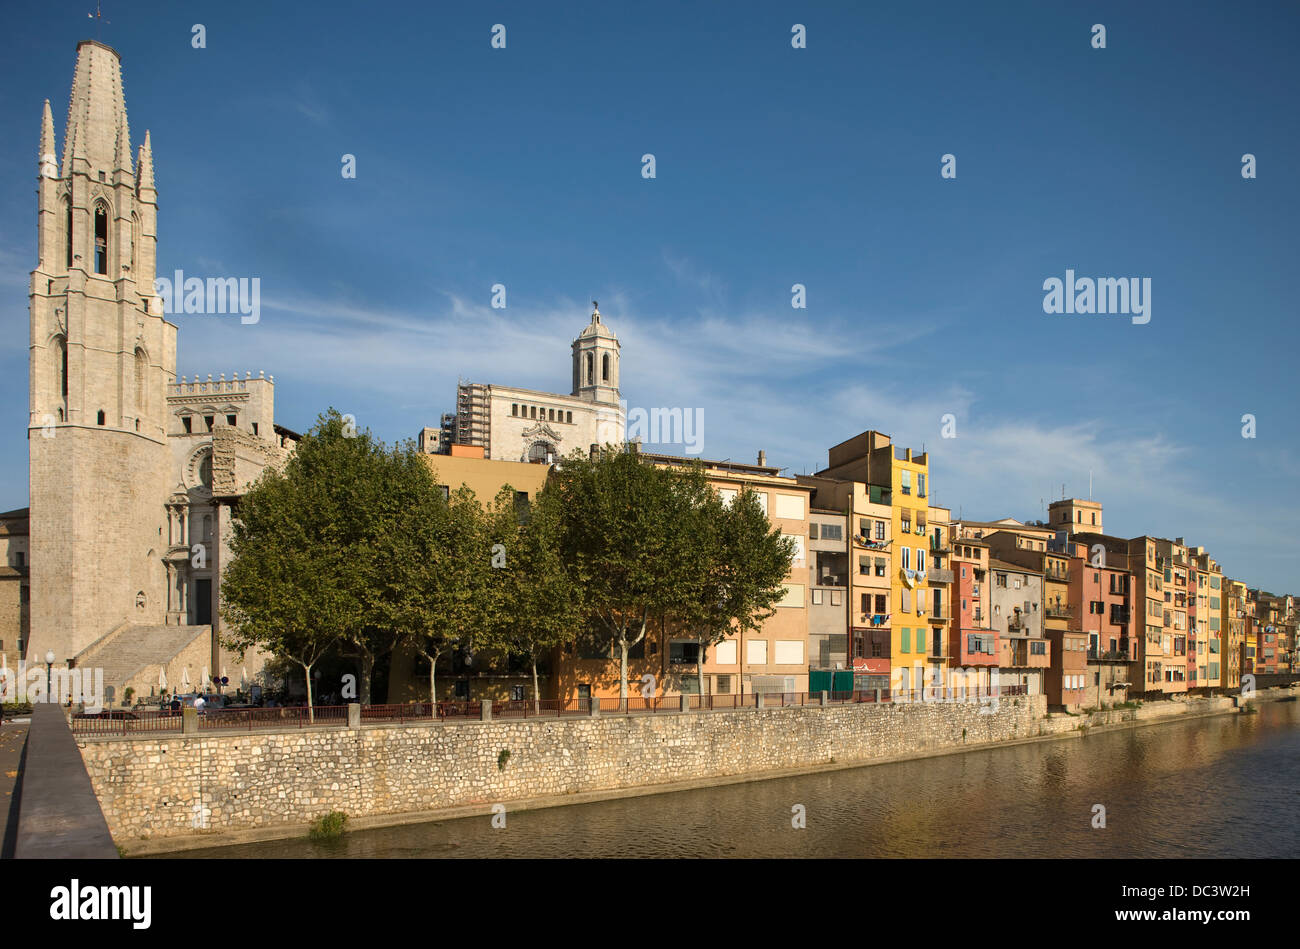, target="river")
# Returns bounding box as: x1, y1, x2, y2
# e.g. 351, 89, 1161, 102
168, 700, 1300, 858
